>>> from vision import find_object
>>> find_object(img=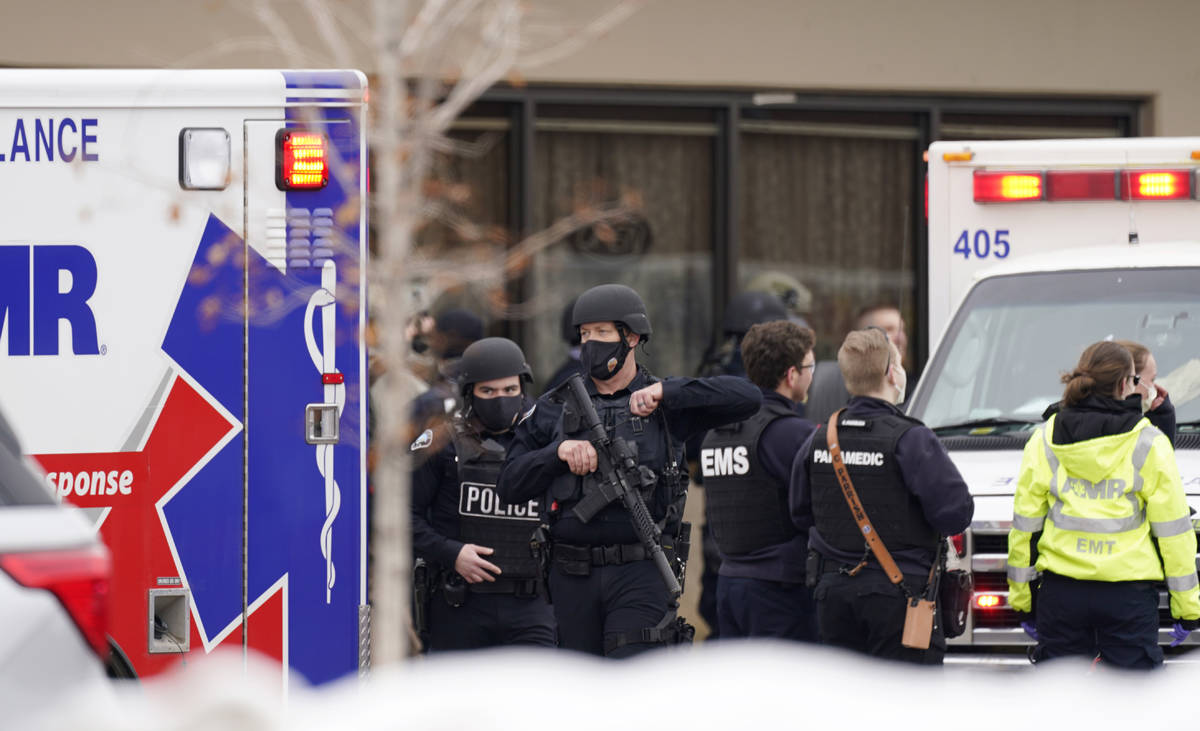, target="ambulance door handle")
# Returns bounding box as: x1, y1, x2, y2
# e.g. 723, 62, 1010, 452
306, 403, 340, 445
